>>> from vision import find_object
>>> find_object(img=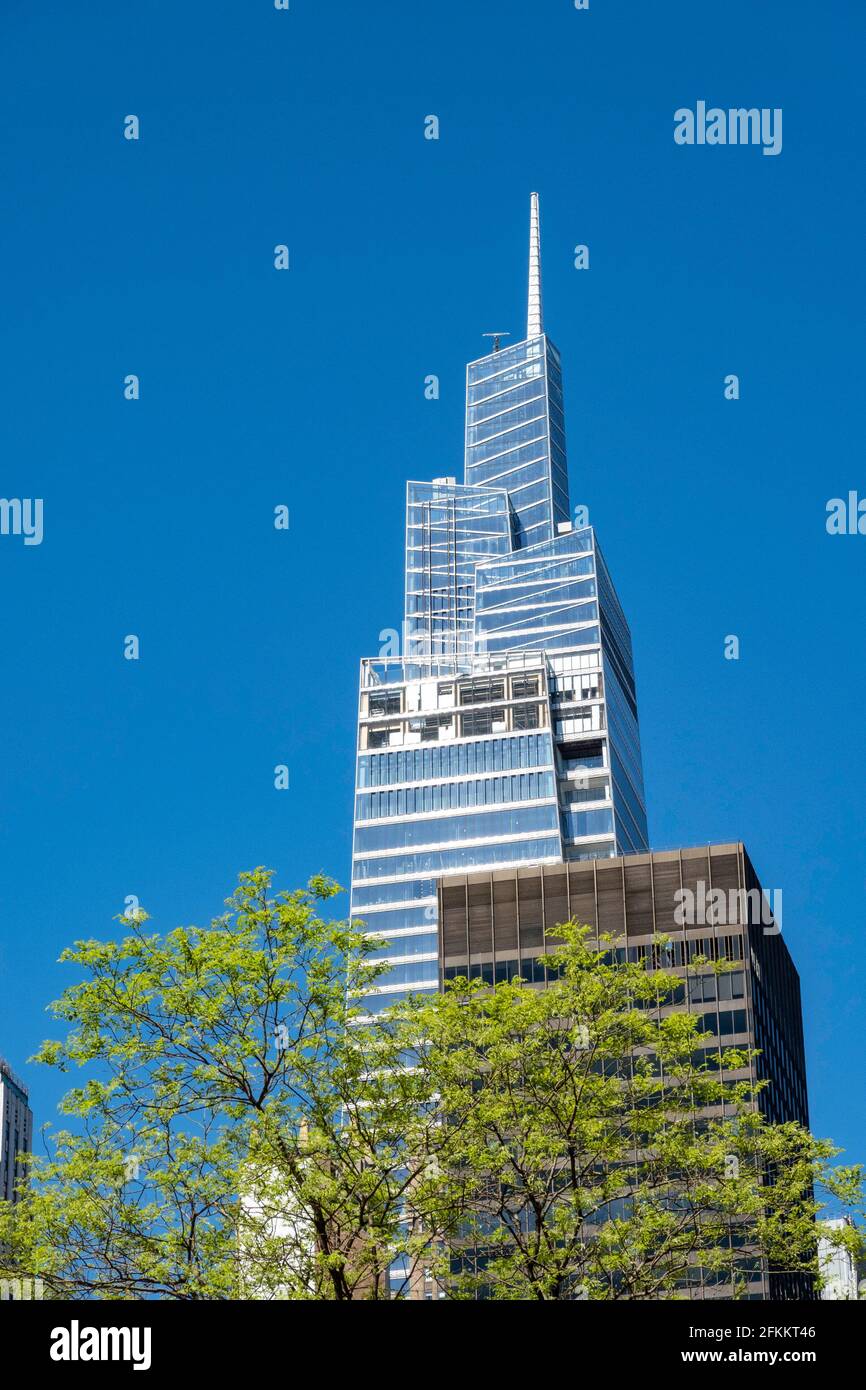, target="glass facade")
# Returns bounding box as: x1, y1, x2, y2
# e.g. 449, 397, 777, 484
465, 336, 569, 550
474, 526, 599, 653
349, 196, 649, 1011
405, 479, 512, 658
